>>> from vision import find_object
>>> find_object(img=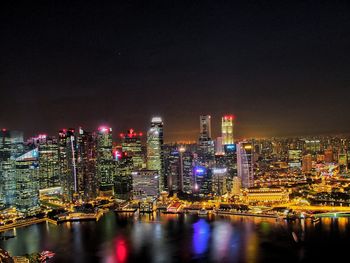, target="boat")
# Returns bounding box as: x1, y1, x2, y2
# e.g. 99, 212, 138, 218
198, 208, 208, 216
